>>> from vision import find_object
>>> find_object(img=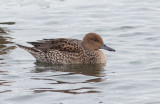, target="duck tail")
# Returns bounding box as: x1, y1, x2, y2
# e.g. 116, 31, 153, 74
16, 44, 41, 54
